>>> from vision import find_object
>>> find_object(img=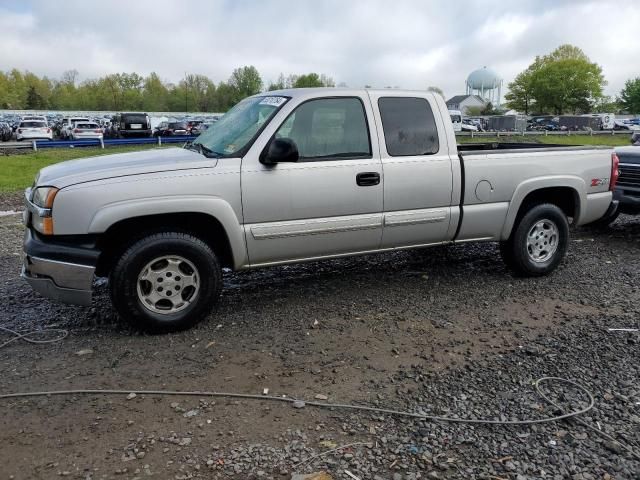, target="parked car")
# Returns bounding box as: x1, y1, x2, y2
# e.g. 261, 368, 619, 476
197, 121, 217, 134
613, 119, 640, 131
70, 122, 104, 140
21, 89, 616, 332
153, 121, 188, 136
16, 120, 53, 141
0, 122, 13, 141
448, 110, 462, 132
461, 119, 478, 132
186, 120, 203, 135
527, 116, 559, 131
111, 113, 152, 138
60, 117, 90, 139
